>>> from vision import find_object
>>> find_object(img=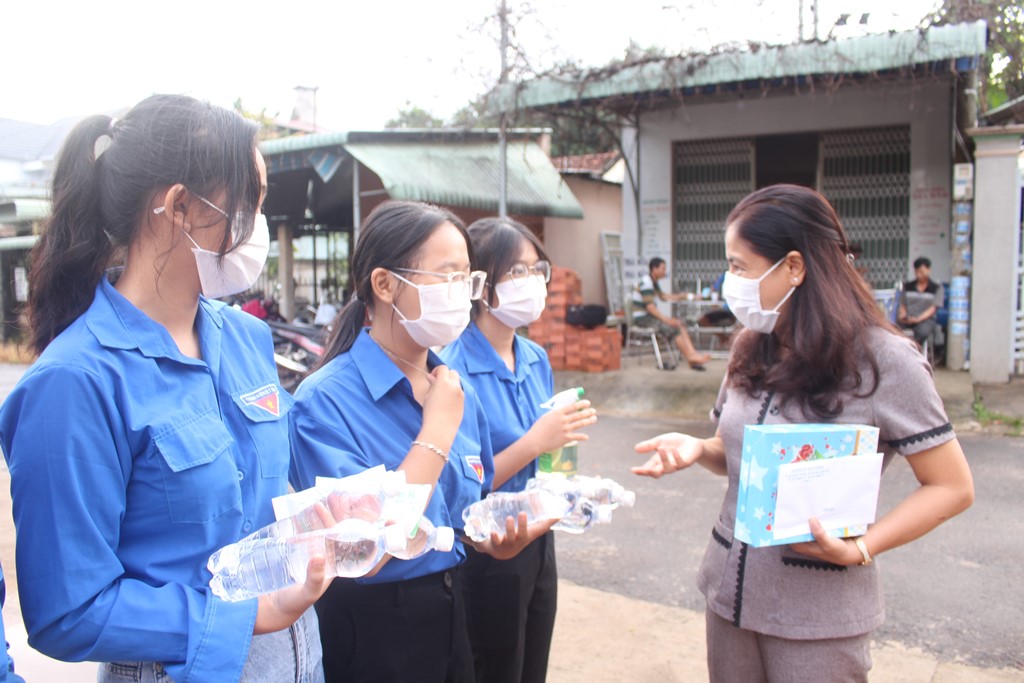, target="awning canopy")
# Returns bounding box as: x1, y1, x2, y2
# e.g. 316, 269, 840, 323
344, 140, 582, 218
260, 129, 583, 224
